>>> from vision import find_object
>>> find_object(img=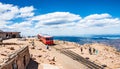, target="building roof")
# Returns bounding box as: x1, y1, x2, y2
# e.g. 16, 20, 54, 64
38, 34, 53, 38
